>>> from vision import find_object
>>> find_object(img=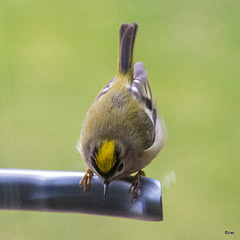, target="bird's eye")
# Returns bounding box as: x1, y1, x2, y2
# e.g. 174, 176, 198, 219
118, 163, 123, 172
